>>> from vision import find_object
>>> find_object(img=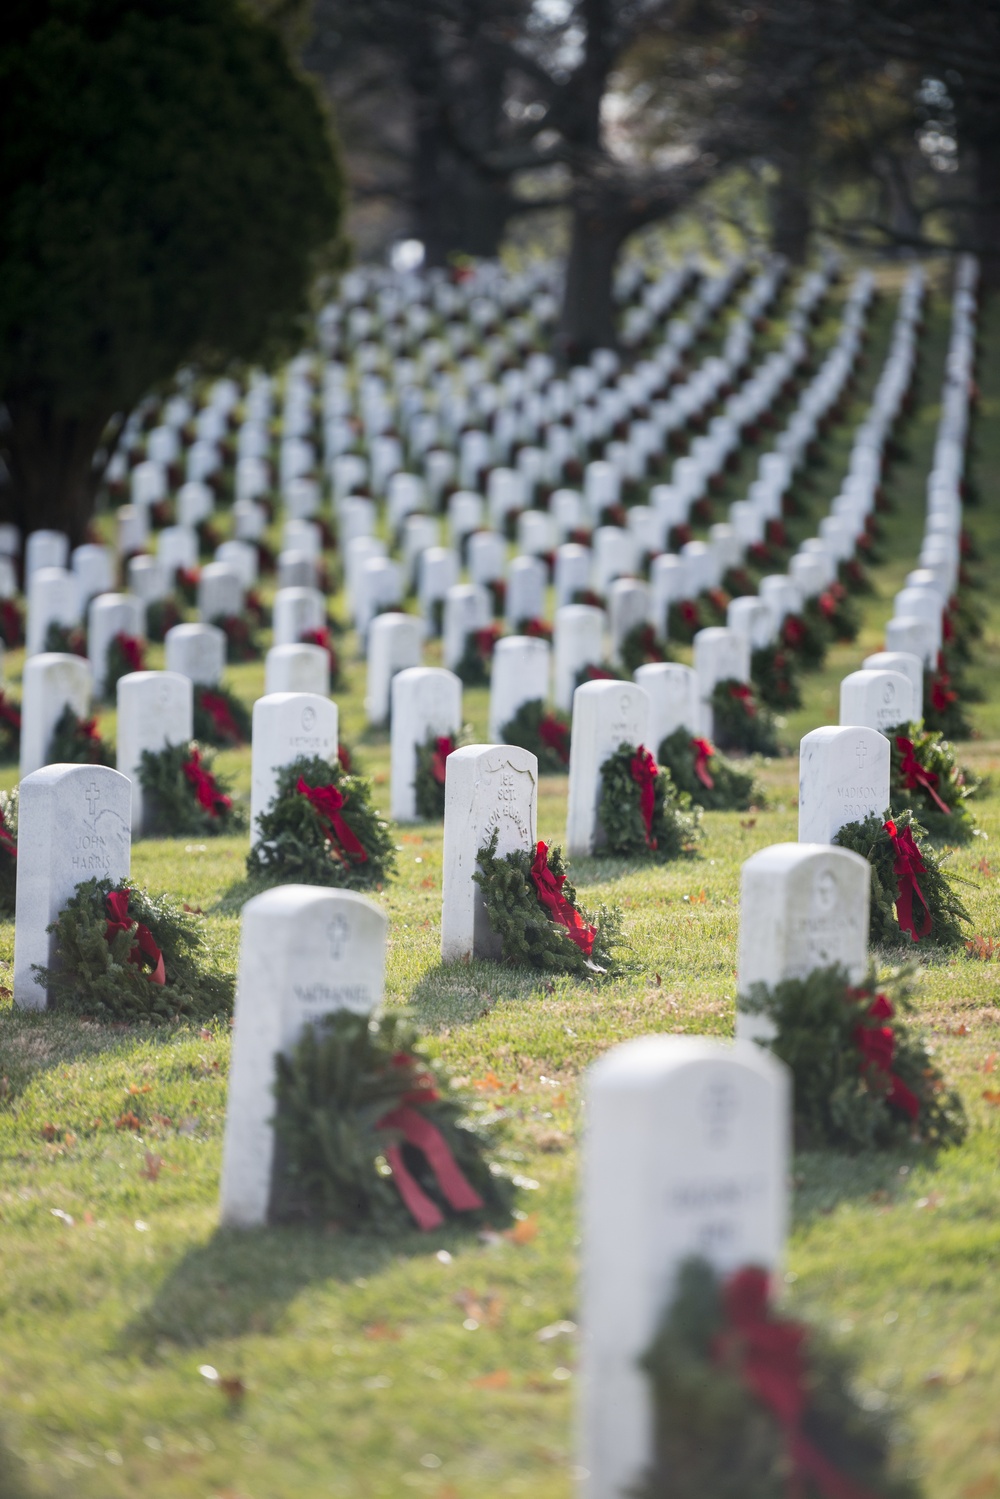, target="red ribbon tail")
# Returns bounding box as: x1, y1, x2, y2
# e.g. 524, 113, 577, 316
382, 1106, 484, 1219
919, 772, 952, 816
383, 1143, 444, 1232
